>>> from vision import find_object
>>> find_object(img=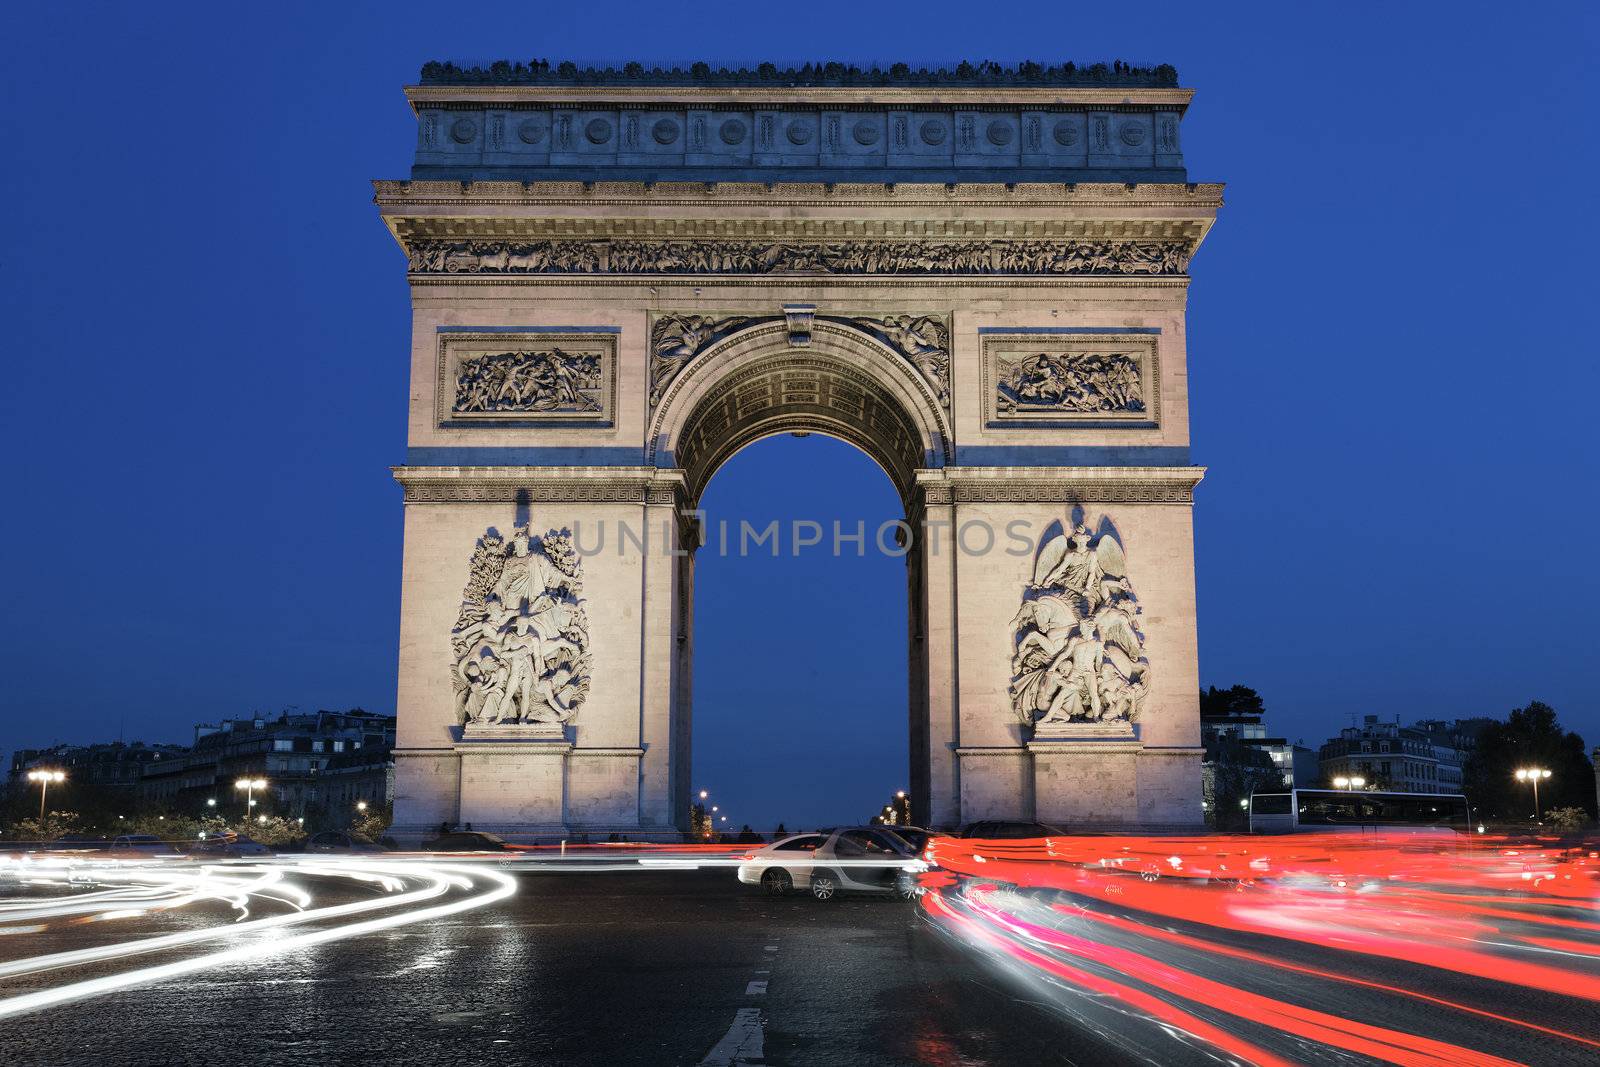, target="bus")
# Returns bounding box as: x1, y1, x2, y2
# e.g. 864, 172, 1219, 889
1249, 789, 1471, 835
